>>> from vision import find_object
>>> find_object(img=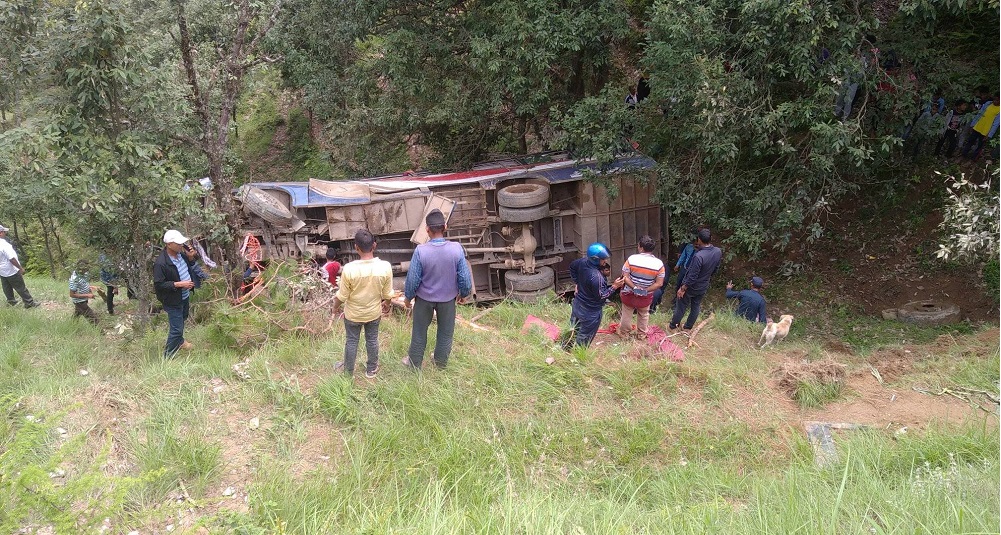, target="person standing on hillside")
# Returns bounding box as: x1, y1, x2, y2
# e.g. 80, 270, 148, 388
403, 209, 473, 370
322, 248, 341, 287
961, 94, 1000, 160
725, 276, 768, 324
153, 229, 196, 357
669, 228, 721, 331
69, 259, 100, 325
673, 234, 697, 297
333, 229, 394, 379
618, 236, 666, 337
565, 243, 625, 349
0, 224, 38, 309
